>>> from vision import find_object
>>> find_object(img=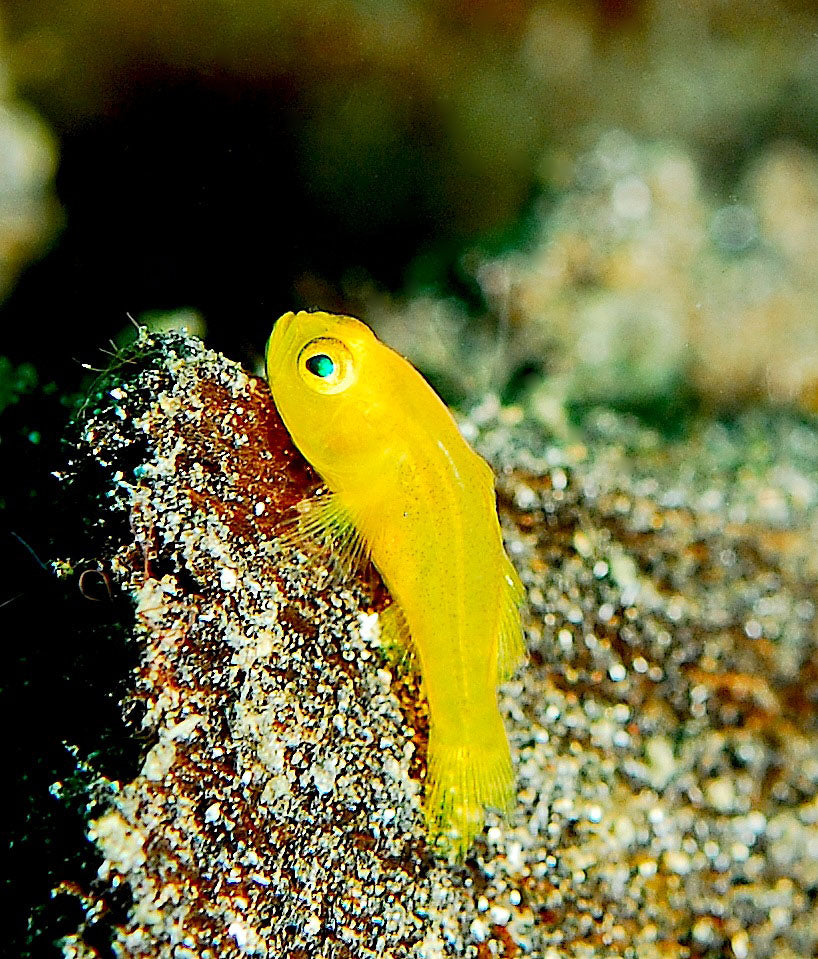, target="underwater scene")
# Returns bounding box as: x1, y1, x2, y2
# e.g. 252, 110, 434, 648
2, 2, 818, 957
